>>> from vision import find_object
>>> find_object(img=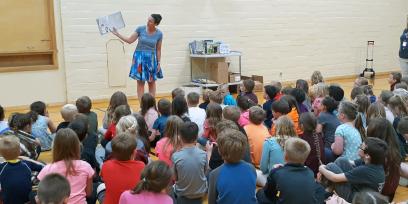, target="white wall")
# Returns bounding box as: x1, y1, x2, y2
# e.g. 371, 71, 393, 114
3, 0, 408, 107
0, 0, 67, 107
